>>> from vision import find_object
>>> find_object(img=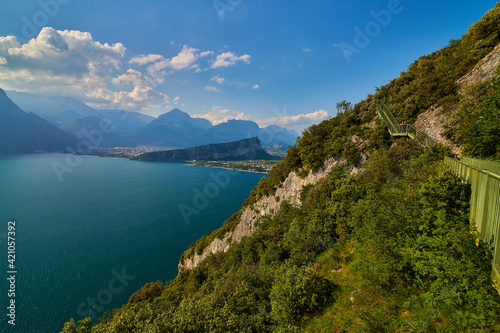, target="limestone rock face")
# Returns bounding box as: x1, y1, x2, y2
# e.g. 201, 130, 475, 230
414, 43, 500, 157
179, 158, 343, 271
414, 105, 462, 157
457, 43, 500, 88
